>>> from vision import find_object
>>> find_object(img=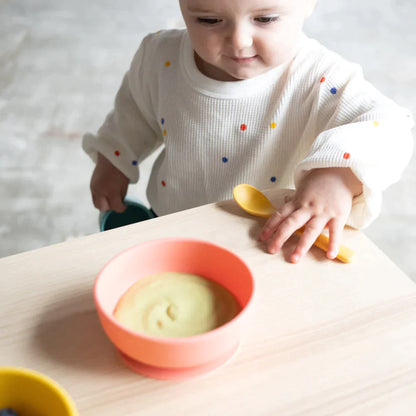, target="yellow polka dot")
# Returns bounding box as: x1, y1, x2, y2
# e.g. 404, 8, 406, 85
165, 61, 171, 67
270, 122, 277, 129
373, 121, 379, 127
163, 129, 167, 136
